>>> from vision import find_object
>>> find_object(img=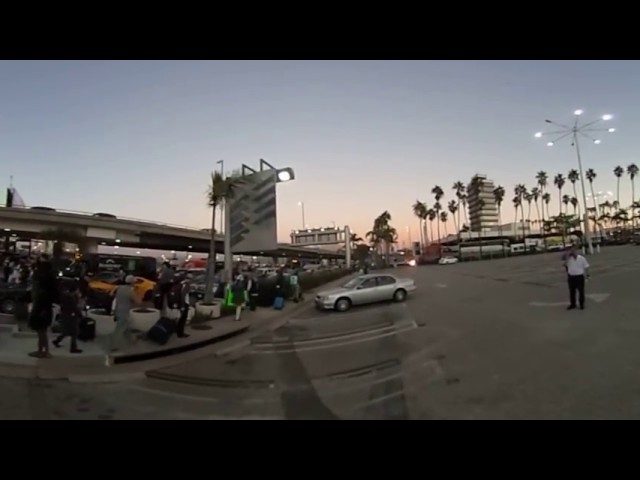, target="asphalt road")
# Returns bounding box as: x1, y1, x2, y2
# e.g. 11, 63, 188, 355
2, 245, 640, 419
